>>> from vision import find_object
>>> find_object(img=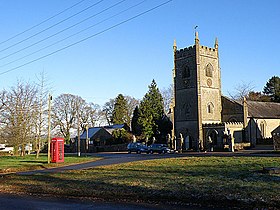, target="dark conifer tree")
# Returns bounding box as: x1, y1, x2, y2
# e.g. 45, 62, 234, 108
131, 106, 141, 136
263, 76, 280, 102
138, 79, 164, 140
157, 114, 173, 143
112, 94, 129, 124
